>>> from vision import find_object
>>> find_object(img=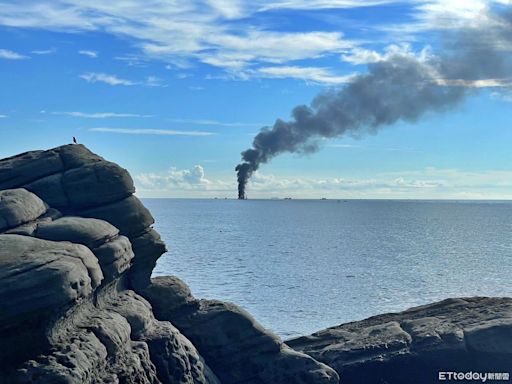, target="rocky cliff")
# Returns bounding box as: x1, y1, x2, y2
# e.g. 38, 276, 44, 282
1, 145, 511, 384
